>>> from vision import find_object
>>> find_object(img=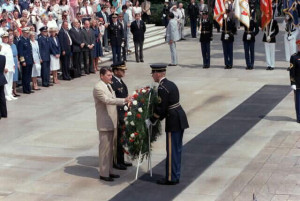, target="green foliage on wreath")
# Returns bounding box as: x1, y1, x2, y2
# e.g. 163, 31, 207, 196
120, 86, 162, 161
